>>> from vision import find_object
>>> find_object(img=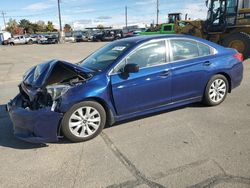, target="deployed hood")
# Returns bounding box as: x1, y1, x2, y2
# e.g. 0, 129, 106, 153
23, 60, 92, 88
19, 60, 93, 110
